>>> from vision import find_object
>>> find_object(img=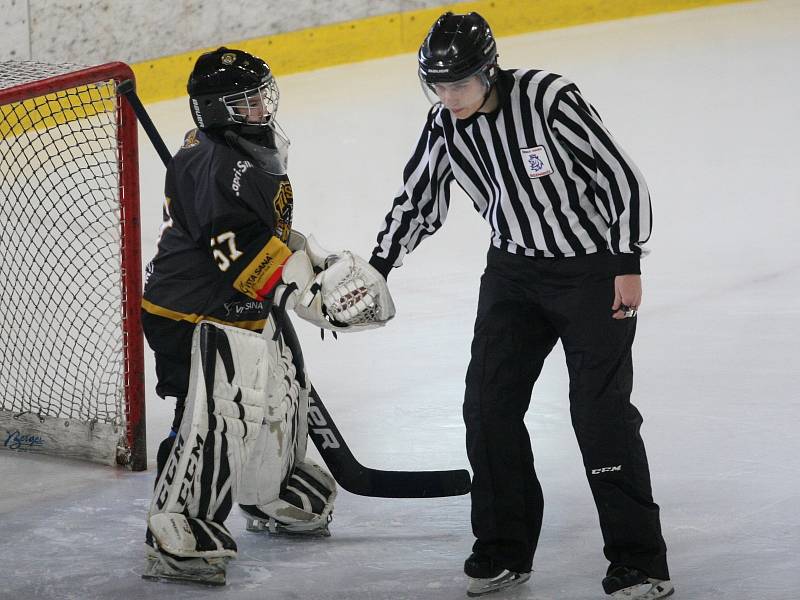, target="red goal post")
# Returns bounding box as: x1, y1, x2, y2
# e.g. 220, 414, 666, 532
0, 61, 146, 470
